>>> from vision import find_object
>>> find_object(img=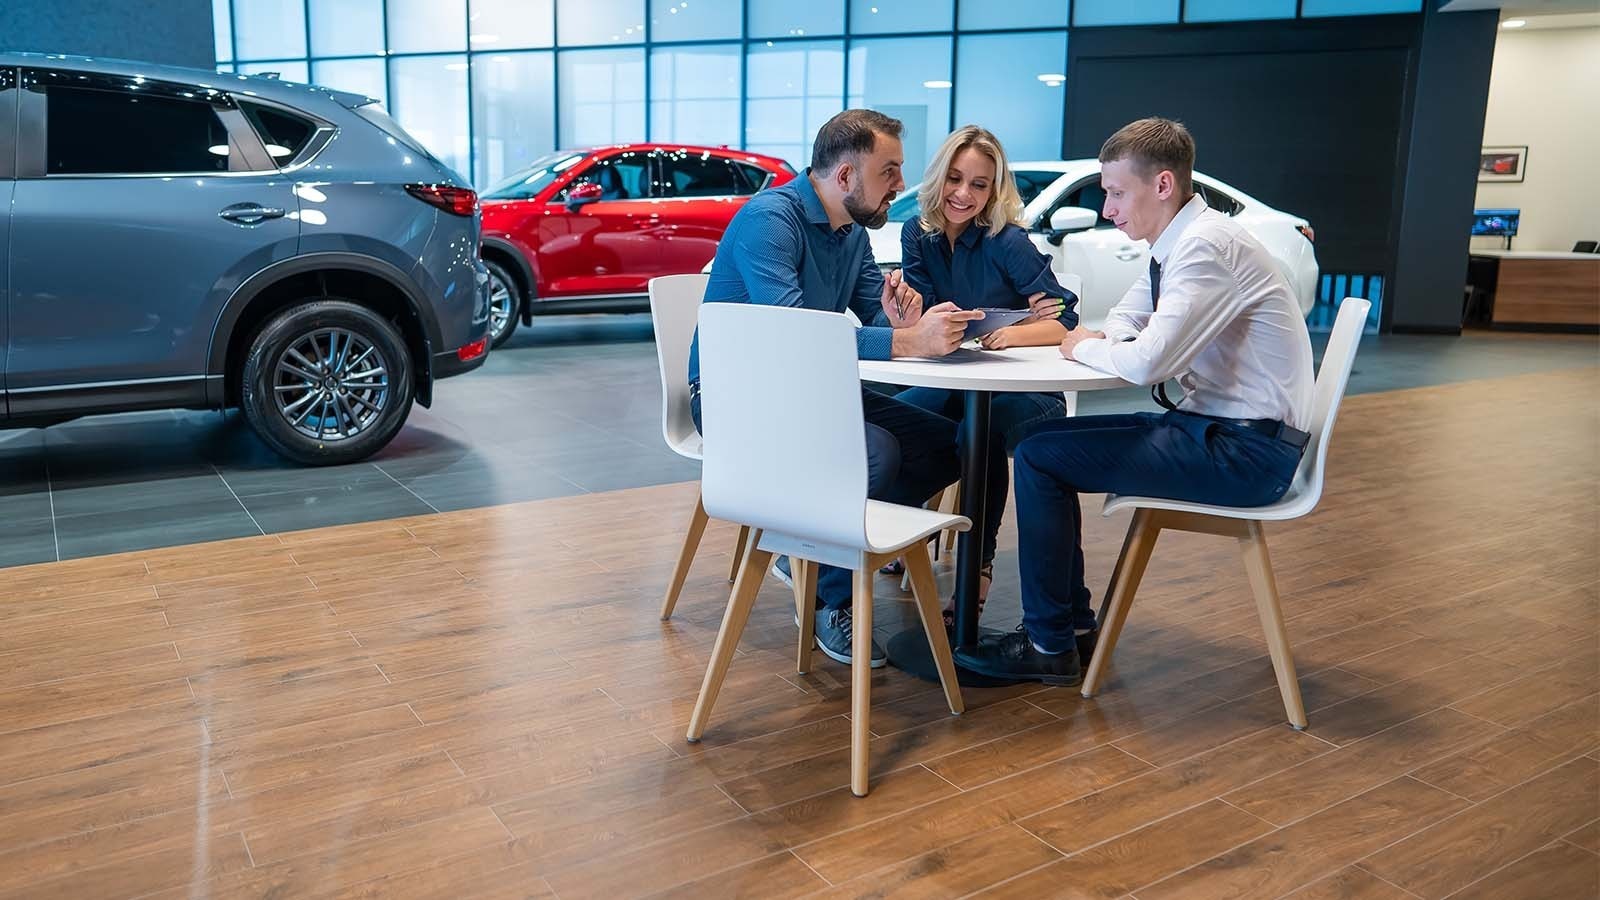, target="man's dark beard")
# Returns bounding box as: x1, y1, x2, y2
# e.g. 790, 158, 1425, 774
844, 187, 890, 229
